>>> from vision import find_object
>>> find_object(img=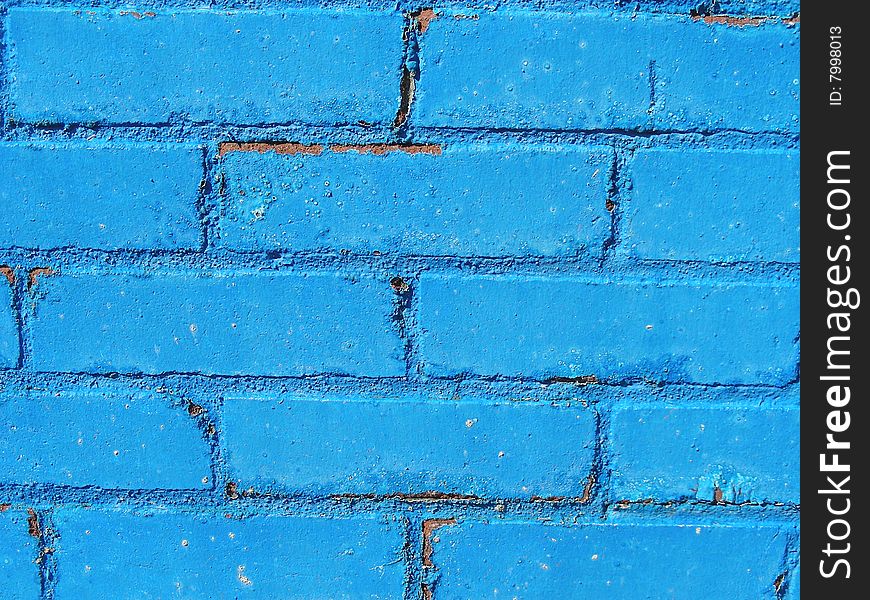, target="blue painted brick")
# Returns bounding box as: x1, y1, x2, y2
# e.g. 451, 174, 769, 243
625, 149, 800, 262
8, 9, 402, 125
52, 509, 406, 599
30, 273, 404, 376
0, 278, 16, 368
0, 508, 41, 600
223, 396, 596, 499
0, 391, 211, 489
418, 275, 799, 385
429, 521, 791, 599
0, 143, 203, 250
610, 406, 800, 504
416, 12, 651, 131
218, 143, 611, 257
416, 12, 798, 132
